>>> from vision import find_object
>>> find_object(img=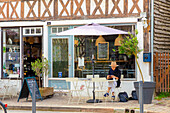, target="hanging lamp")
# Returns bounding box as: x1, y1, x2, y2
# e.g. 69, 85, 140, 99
95, 35, 106, 46
114, 34, 123, 46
